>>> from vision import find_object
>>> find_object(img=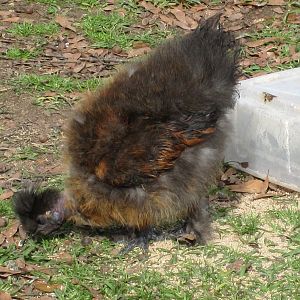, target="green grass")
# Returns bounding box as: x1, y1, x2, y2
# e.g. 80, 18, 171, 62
244, 24, 300, 76
13, 74, 102, 93
226, 214, 261, 236
6, 47, 41, 60
30, 0, 105, 8
7, 22, 59, 37
1, 196, 300, 299
82, 12, 171, 49
0, 198, 14, 218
